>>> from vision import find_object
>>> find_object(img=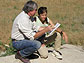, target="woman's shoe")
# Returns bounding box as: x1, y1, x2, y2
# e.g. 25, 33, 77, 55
53, 50, 62, 60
